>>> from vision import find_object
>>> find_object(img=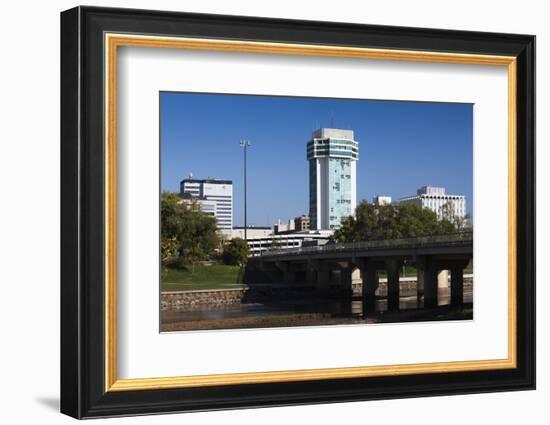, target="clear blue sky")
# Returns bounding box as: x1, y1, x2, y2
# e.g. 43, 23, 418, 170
160, 92, 473, 227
